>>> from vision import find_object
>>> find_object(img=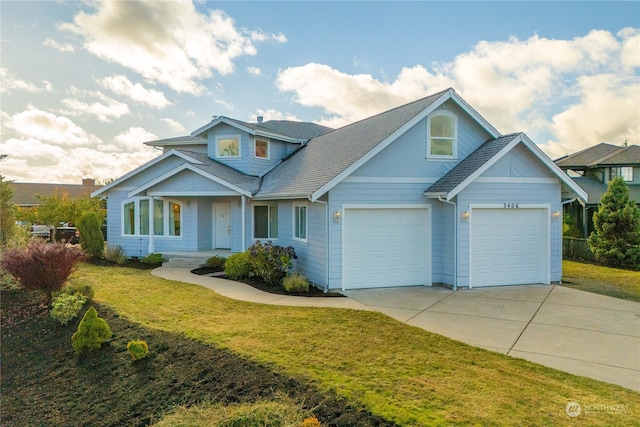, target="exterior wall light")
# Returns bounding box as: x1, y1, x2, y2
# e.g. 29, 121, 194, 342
552, 211, 561, 219
461, 211, 470, 221
333, 211, 342, 223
